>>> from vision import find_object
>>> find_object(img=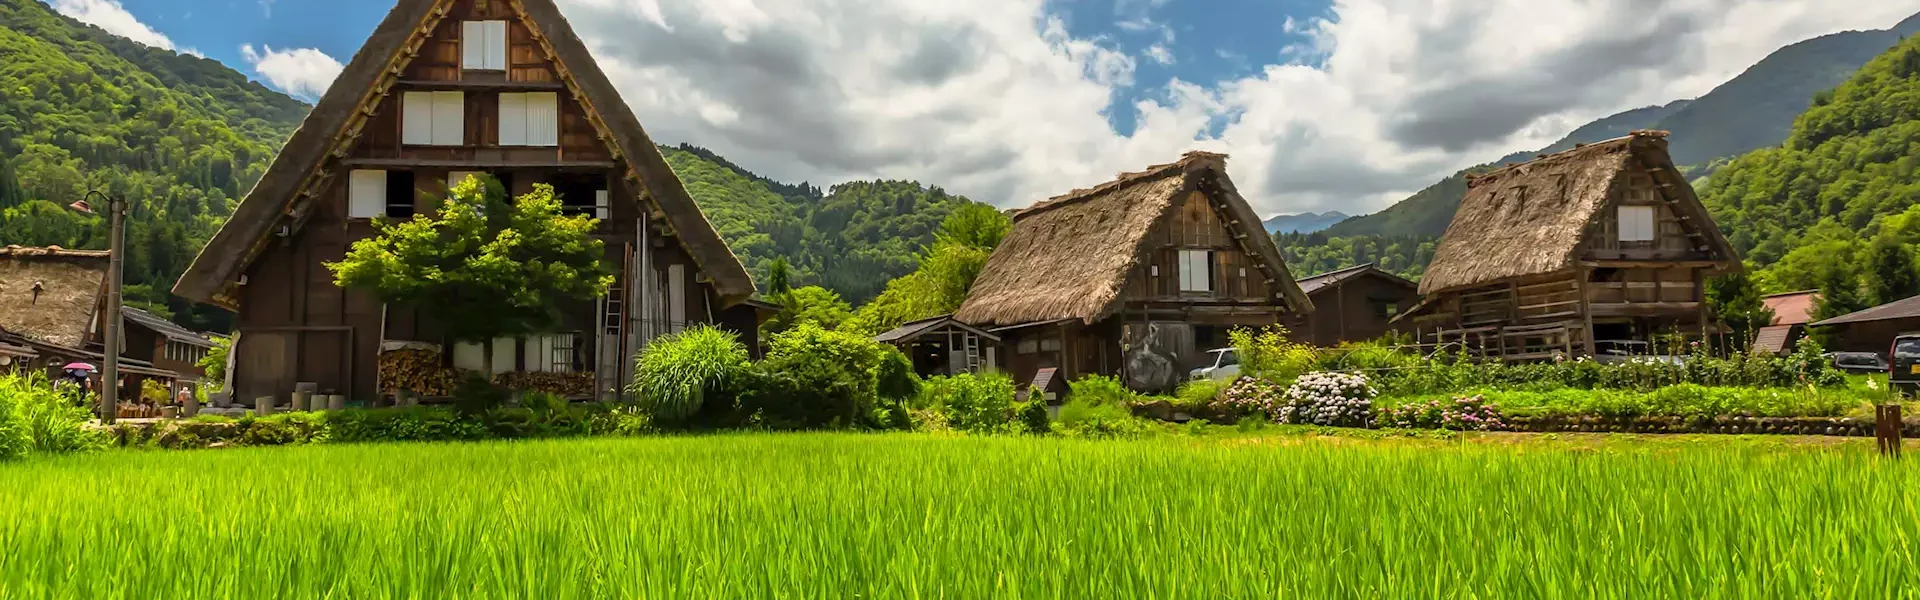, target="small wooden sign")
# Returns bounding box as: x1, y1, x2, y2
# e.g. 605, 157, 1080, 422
1031, 368, 1059, 402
